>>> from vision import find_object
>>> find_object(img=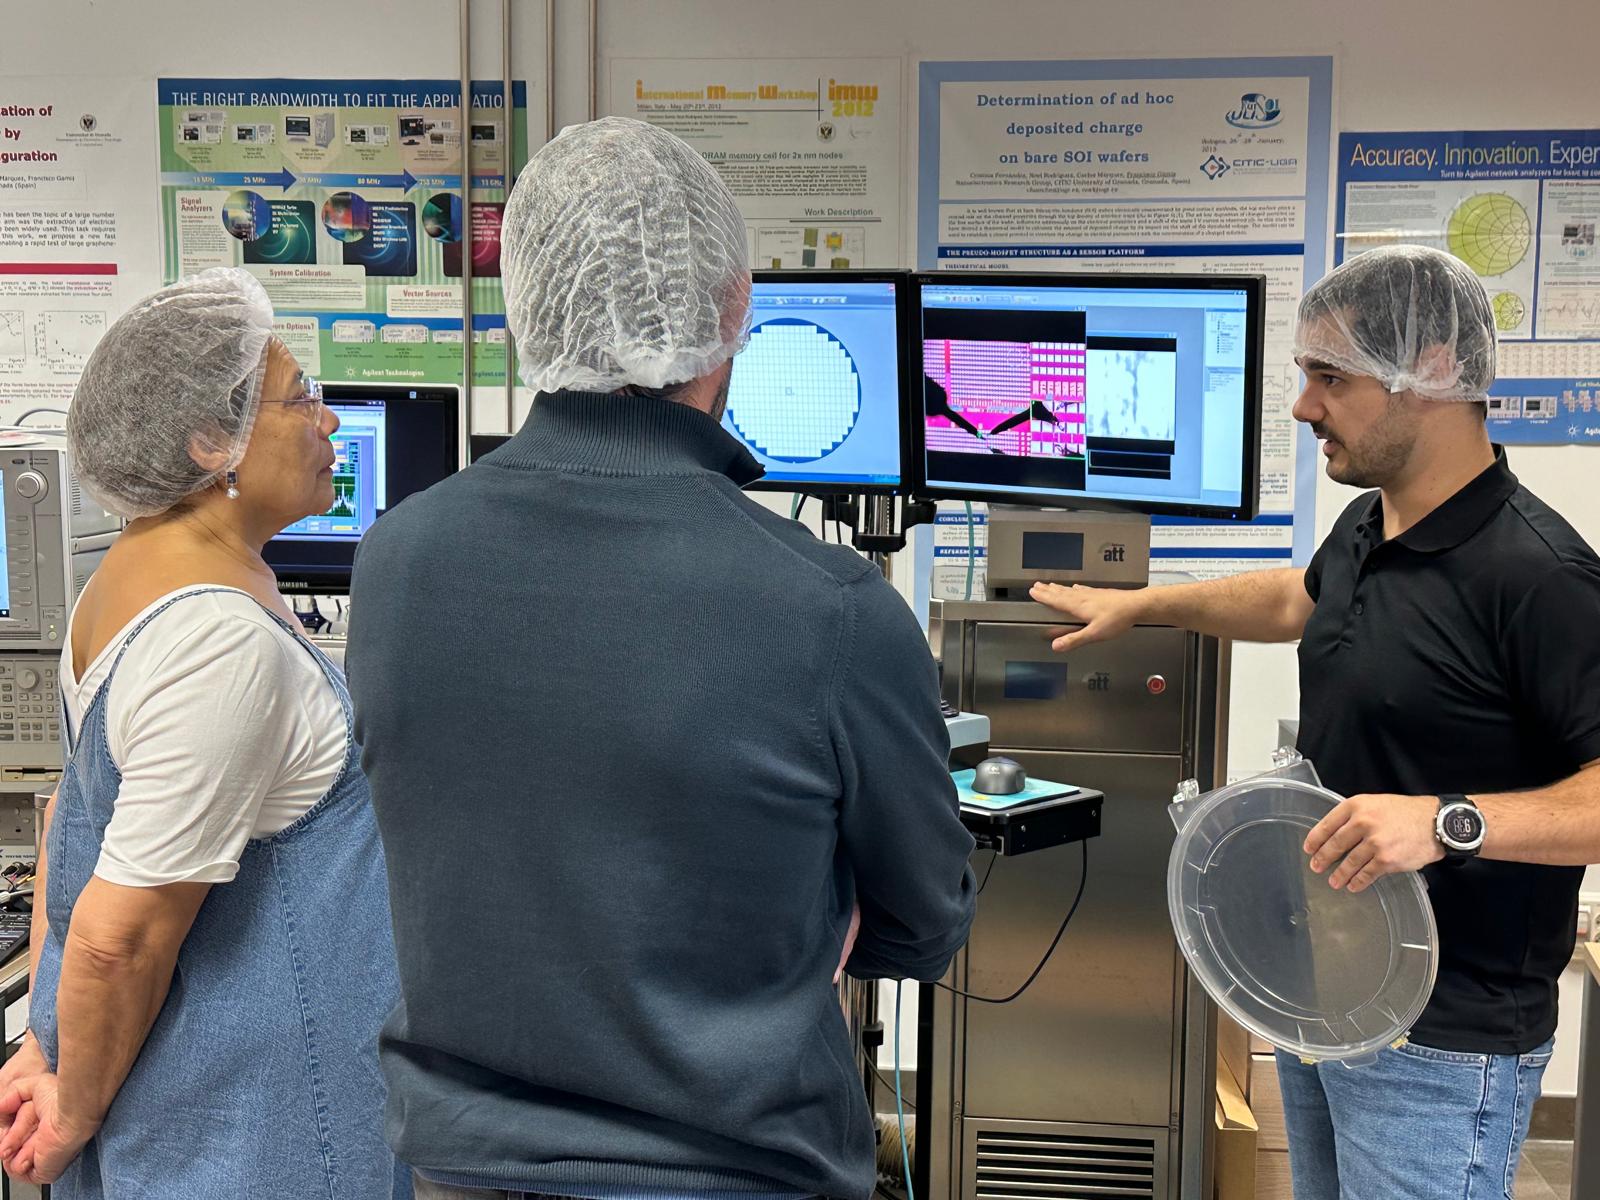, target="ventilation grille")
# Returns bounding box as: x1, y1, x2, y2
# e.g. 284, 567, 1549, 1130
72, 548, 109, 601
972, 1127, 1156, 1200
69, 478, 87, 519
